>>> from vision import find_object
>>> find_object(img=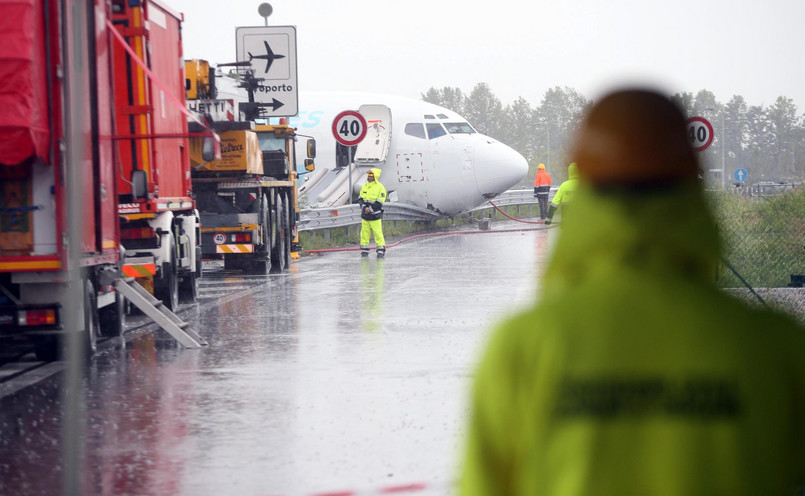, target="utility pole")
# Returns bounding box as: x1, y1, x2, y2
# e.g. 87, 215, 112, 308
721, 110, 726, 189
